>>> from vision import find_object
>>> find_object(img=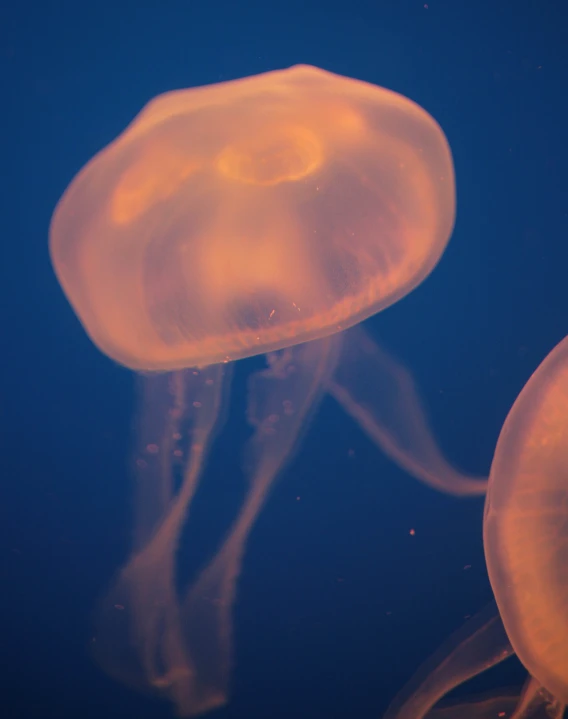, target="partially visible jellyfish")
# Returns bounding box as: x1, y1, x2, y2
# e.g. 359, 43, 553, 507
484, 334, 568, 703
385, 334, 568, 719
50, 65, 485, 716
383, 602, 564, 719
383, 602, 514, 719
